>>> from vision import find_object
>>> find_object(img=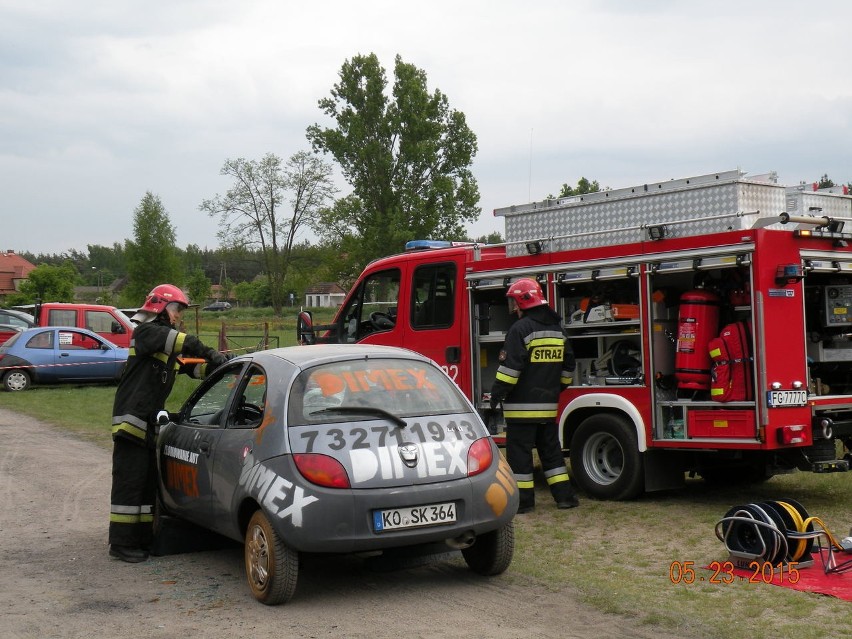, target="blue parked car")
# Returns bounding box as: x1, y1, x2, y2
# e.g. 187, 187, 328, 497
0, 326, 128, 391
